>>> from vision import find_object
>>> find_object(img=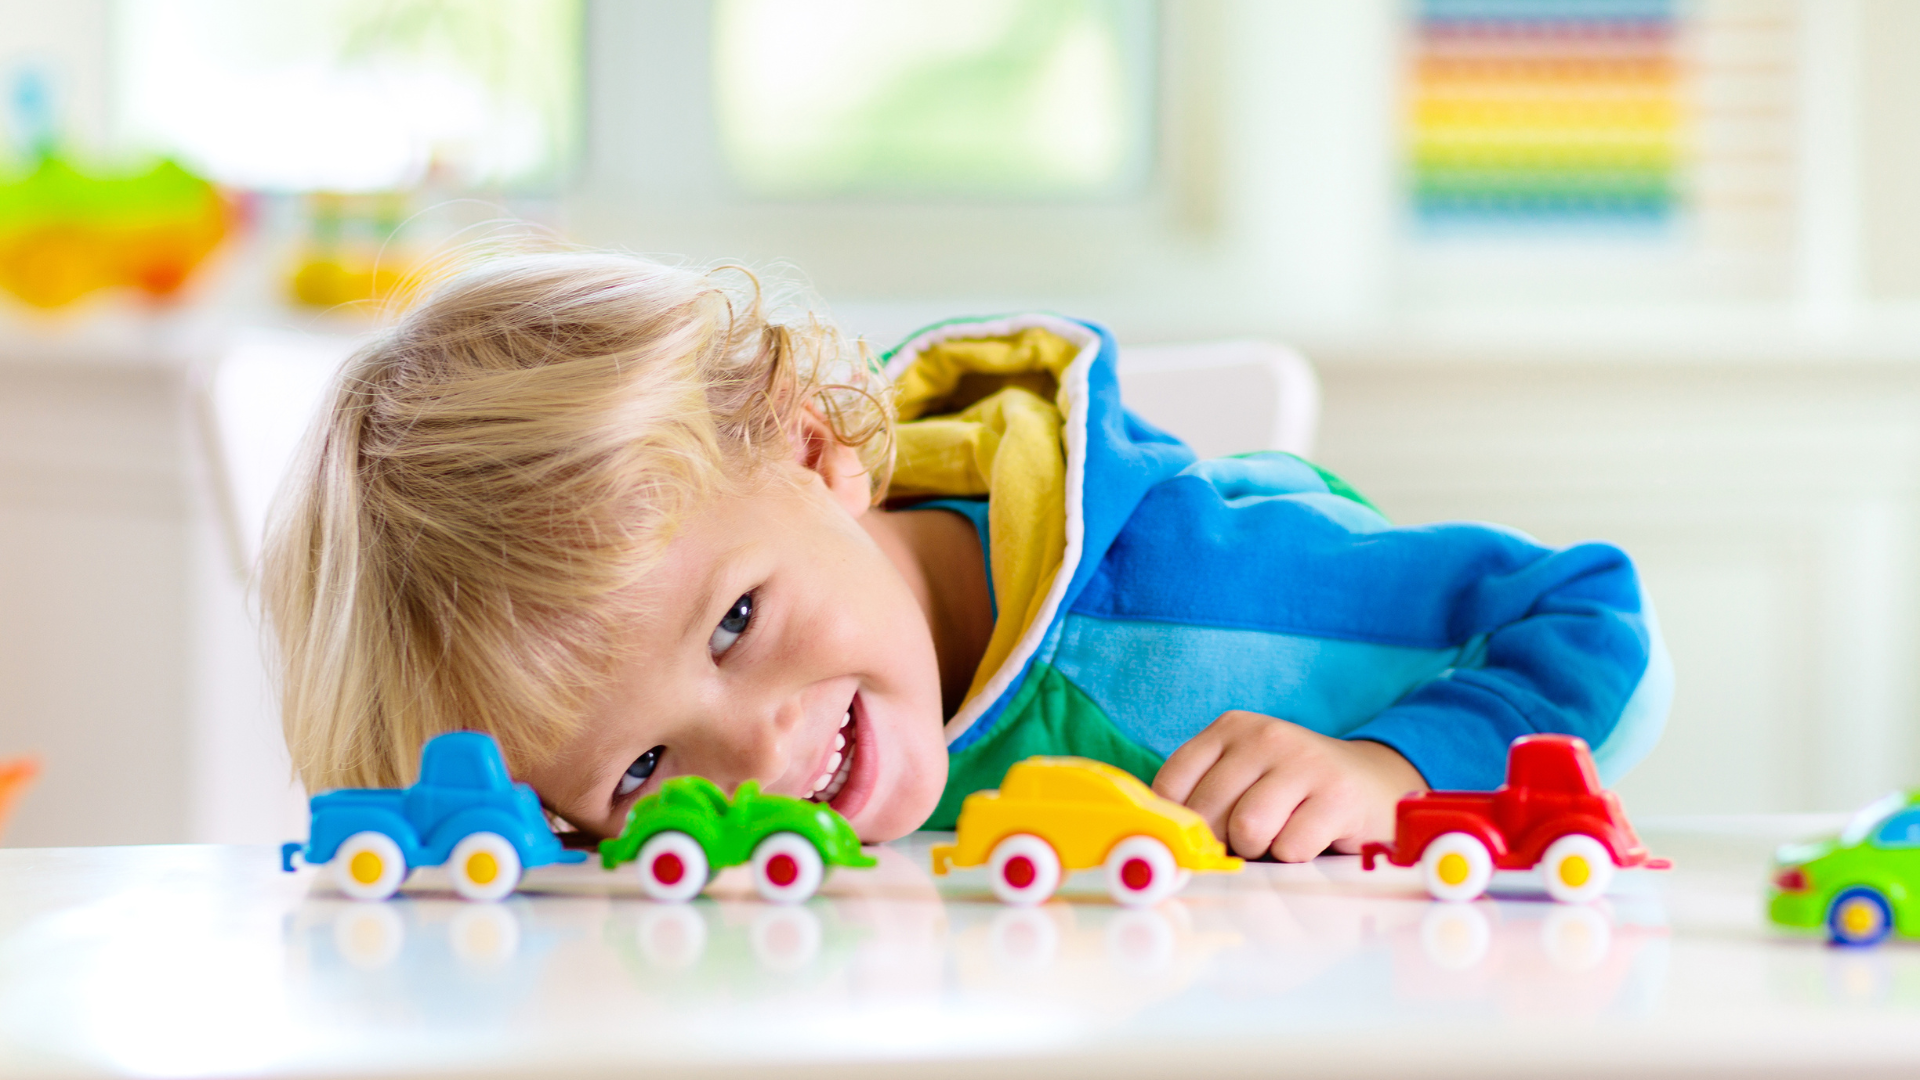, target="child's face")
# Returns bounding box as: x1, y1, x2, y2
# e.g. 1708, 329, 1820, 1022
523, 464, 949, 843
